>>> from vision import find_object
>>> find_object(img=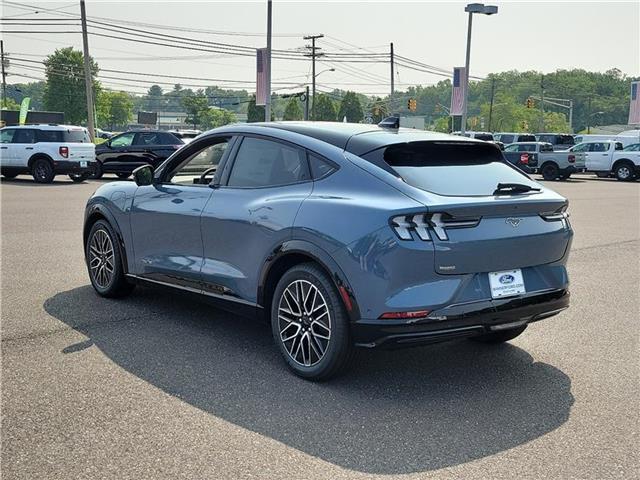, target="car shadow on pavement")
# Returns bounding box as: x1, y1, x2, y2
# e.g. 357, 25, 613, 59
45, 285, 574, 475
